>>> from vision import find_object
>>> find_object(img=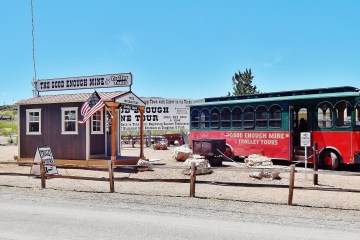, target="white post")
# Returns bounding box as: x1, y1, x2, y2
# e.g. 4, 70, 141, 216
305, 146, 308, 180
